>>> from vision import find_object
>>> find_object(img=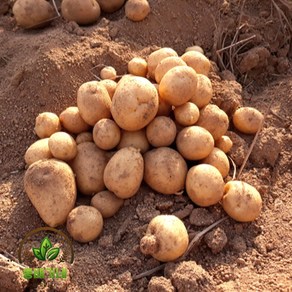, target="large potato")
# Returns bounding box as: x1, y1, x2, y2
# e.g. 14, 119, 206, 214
144, 147, 187, 195
111, 76, 159, 131
128, 57, 148, 77
190, 74, 213, 108
181, 51, 211, 76
104, 147, 144, 199
24, 159, 77, 227
24, 138, 52, 166
159, 66, 198, 106
77, 81, 111, 126
174, 102, 200, 126
97, 0, 125, 13
125, 0, 150, 22
71, 142, 108, 195
34, 112, 61, 138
